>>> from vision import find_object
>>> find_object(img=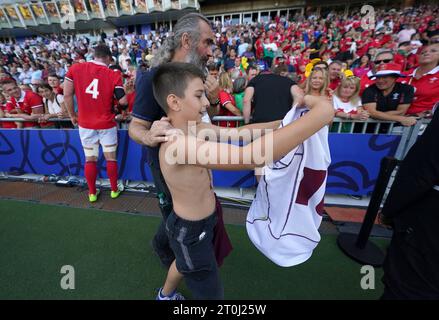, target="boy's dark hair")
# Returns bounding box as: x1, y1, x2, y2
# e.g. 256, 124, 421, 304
153, 62, 205, 113
94, 44, 112, 58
